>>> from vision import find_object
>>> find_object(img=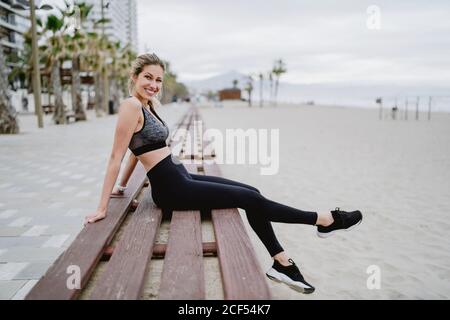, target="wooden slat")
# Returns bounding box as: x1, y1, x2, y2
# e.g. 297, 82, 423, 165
25, 163, 147, 300
158, 162, 204, 299
203, 163, 271, 300
101, 242, 217, 260
152, 242, 217, 258
181, 111, 202, 160
169, 108, 193, 156
195, 113, 216, 160
89, 189, 162, 300
178, 110, 193, 159
158, 210, 204, 300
